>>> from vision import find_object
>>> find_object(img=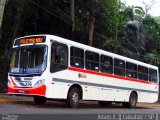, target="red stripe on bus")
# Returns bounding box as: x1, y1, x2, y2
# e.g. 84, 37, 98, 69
68, 67, 158, 85
10, 77, 17, 86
